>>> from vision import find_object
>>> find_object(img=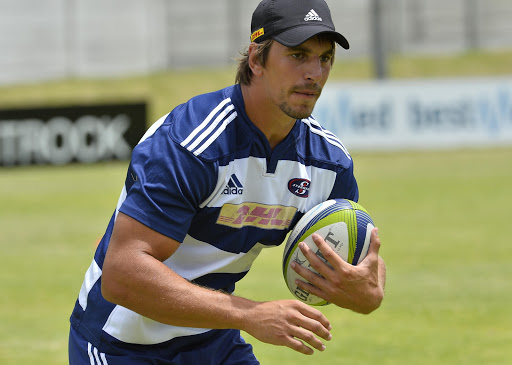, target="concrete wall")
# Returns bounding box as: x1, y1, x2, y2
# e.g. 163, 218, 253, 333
1, 0, 511, 85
